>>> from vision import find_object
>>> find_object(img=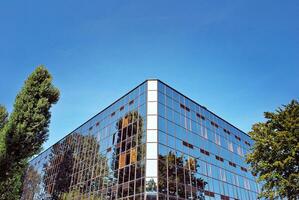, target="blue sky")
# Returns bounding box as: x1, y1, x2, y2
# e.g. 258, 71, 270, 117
0, 0, 298, 151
